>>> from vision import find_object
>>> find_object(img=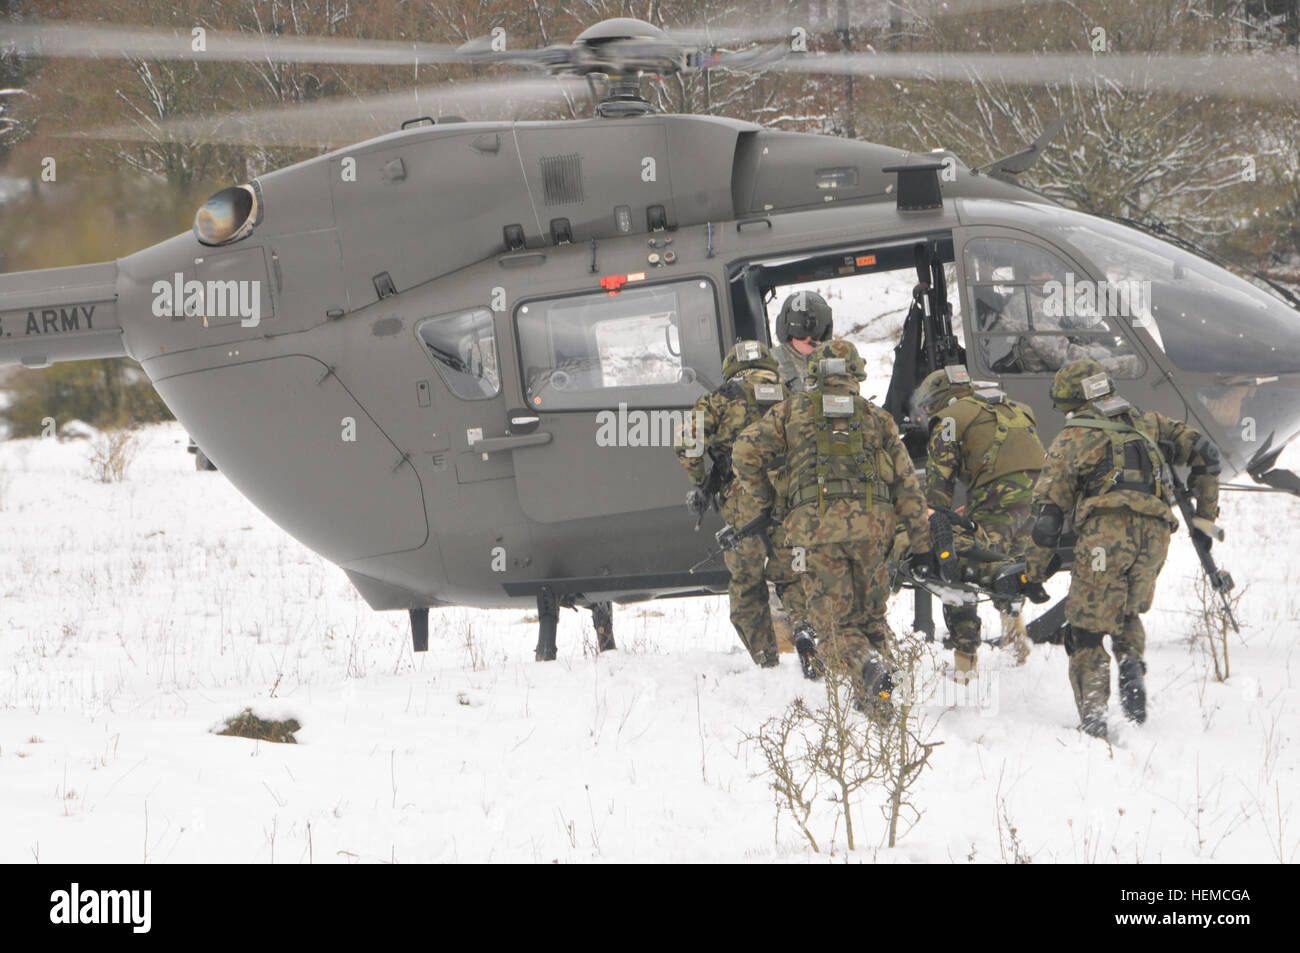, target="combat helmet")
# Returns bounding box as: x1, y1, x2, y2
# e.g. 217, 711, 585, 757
1051, 358, 1112, 411
721, 339, 778, 379
809, 339, 867, 382
776, 291, 834, 344
913, 364, 974, 418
